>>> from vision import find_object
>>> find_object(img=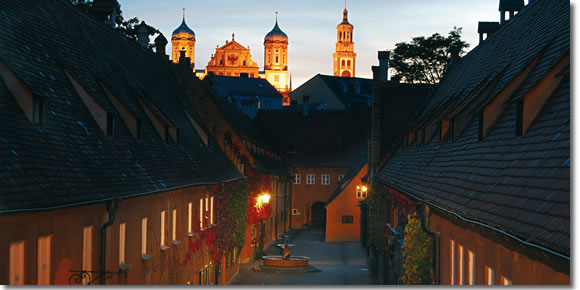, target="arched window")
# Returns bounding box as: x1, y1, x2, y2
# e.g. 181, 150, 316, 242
347, 60, 351, 68
276, 56, 279, 63
341, 60, 345, 67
